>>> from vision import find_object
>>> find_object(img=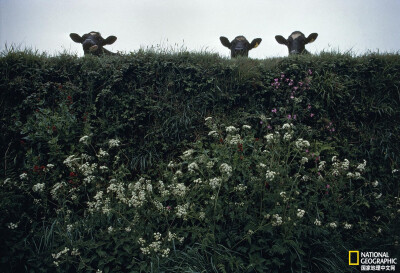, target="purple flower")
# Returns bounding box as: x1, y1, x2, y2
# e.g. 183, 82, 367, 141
308, 69, 312, 75
310, 113, 315, 117
287, 115, 292, 120
271, 108, 277, 113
